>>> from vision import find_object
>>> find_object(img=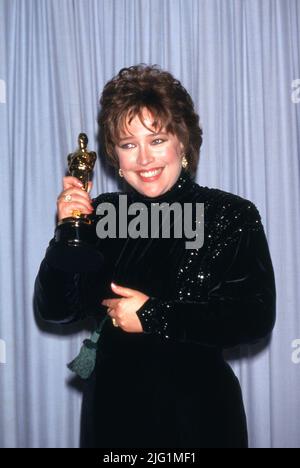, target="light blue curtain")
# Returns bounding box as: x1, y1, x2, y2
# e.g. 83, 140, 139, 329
0, 0, 299, 448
